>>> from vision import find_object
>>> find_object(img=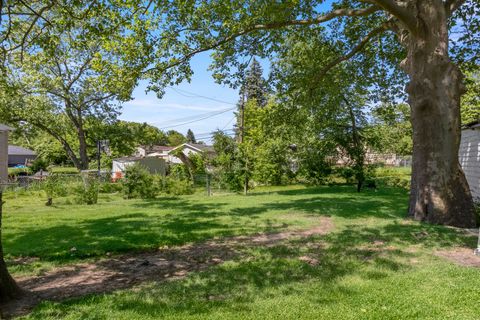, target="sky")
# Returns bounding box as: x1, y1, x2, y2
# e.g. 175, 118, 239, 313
120, 52, 242, 143
119, 1, 334, 144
